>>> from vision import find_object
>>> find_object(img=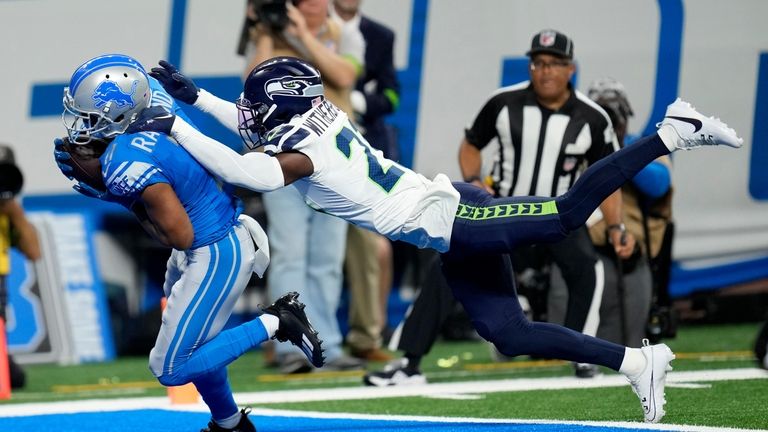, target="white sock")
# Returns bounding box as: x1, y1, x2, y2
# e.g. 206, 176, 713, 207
618, 347, 647, 377
656, 124, 680, 152
260, 313, 280, 338
216, 411, 241, 429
